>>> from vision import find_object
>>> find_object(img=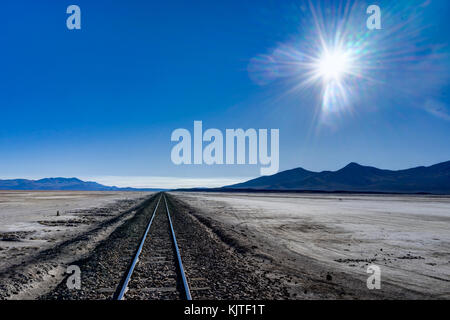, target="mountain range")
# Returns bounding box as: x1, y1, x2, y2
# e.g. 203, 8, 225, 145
2, 160, 449, 193
0, 178, 163, 192
226, 160, 450, 194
